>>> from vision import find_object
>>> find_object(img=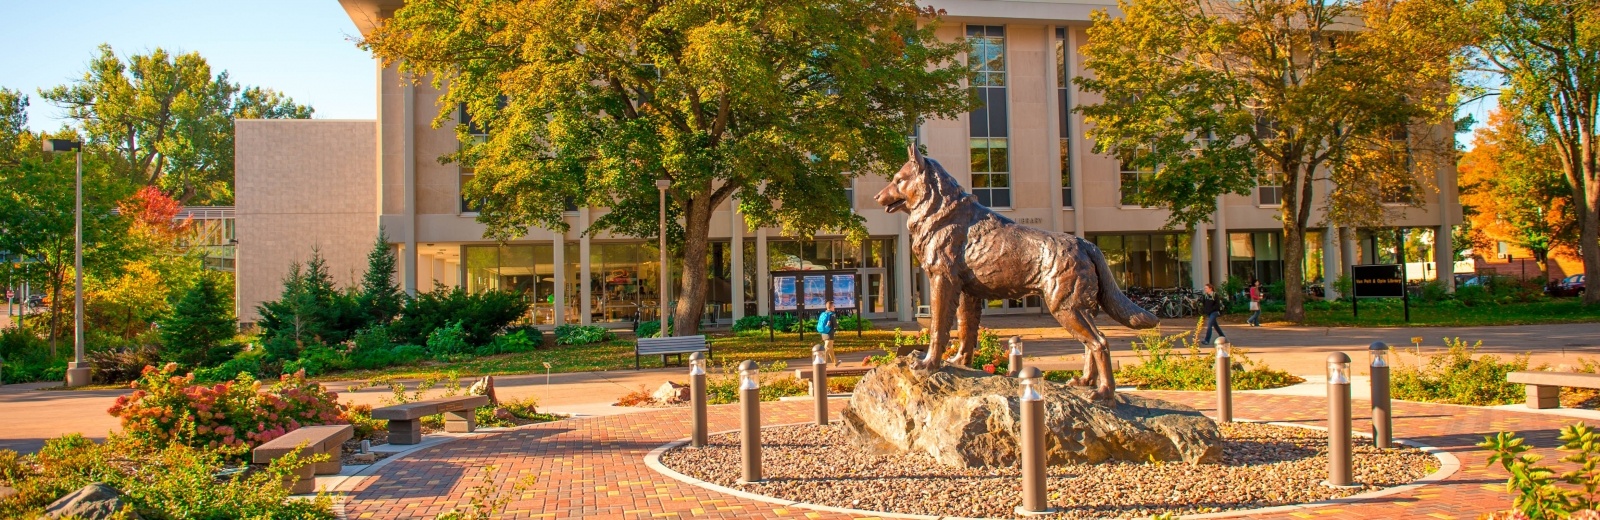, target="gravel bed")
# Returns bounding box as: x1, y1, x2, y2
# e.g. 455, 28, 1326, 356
658, 422, 1438, 519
